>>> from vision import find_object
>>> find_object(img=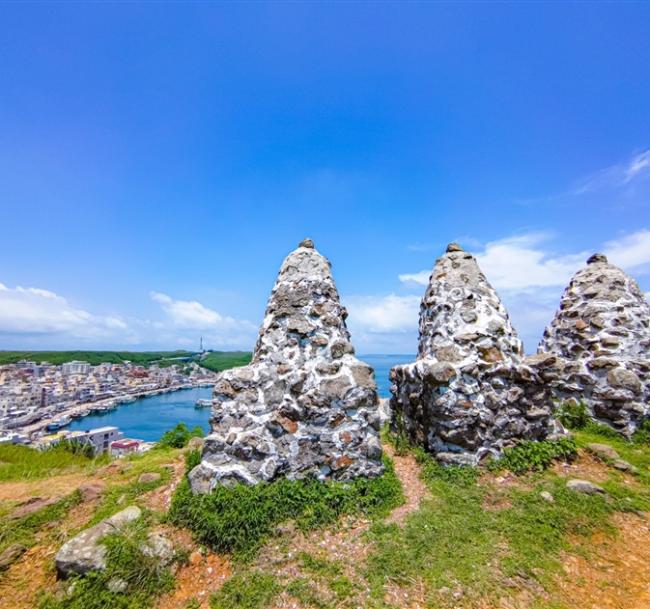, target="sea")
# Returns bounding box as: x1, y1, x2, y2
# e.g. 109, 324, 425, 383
66, 354, 414, 442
